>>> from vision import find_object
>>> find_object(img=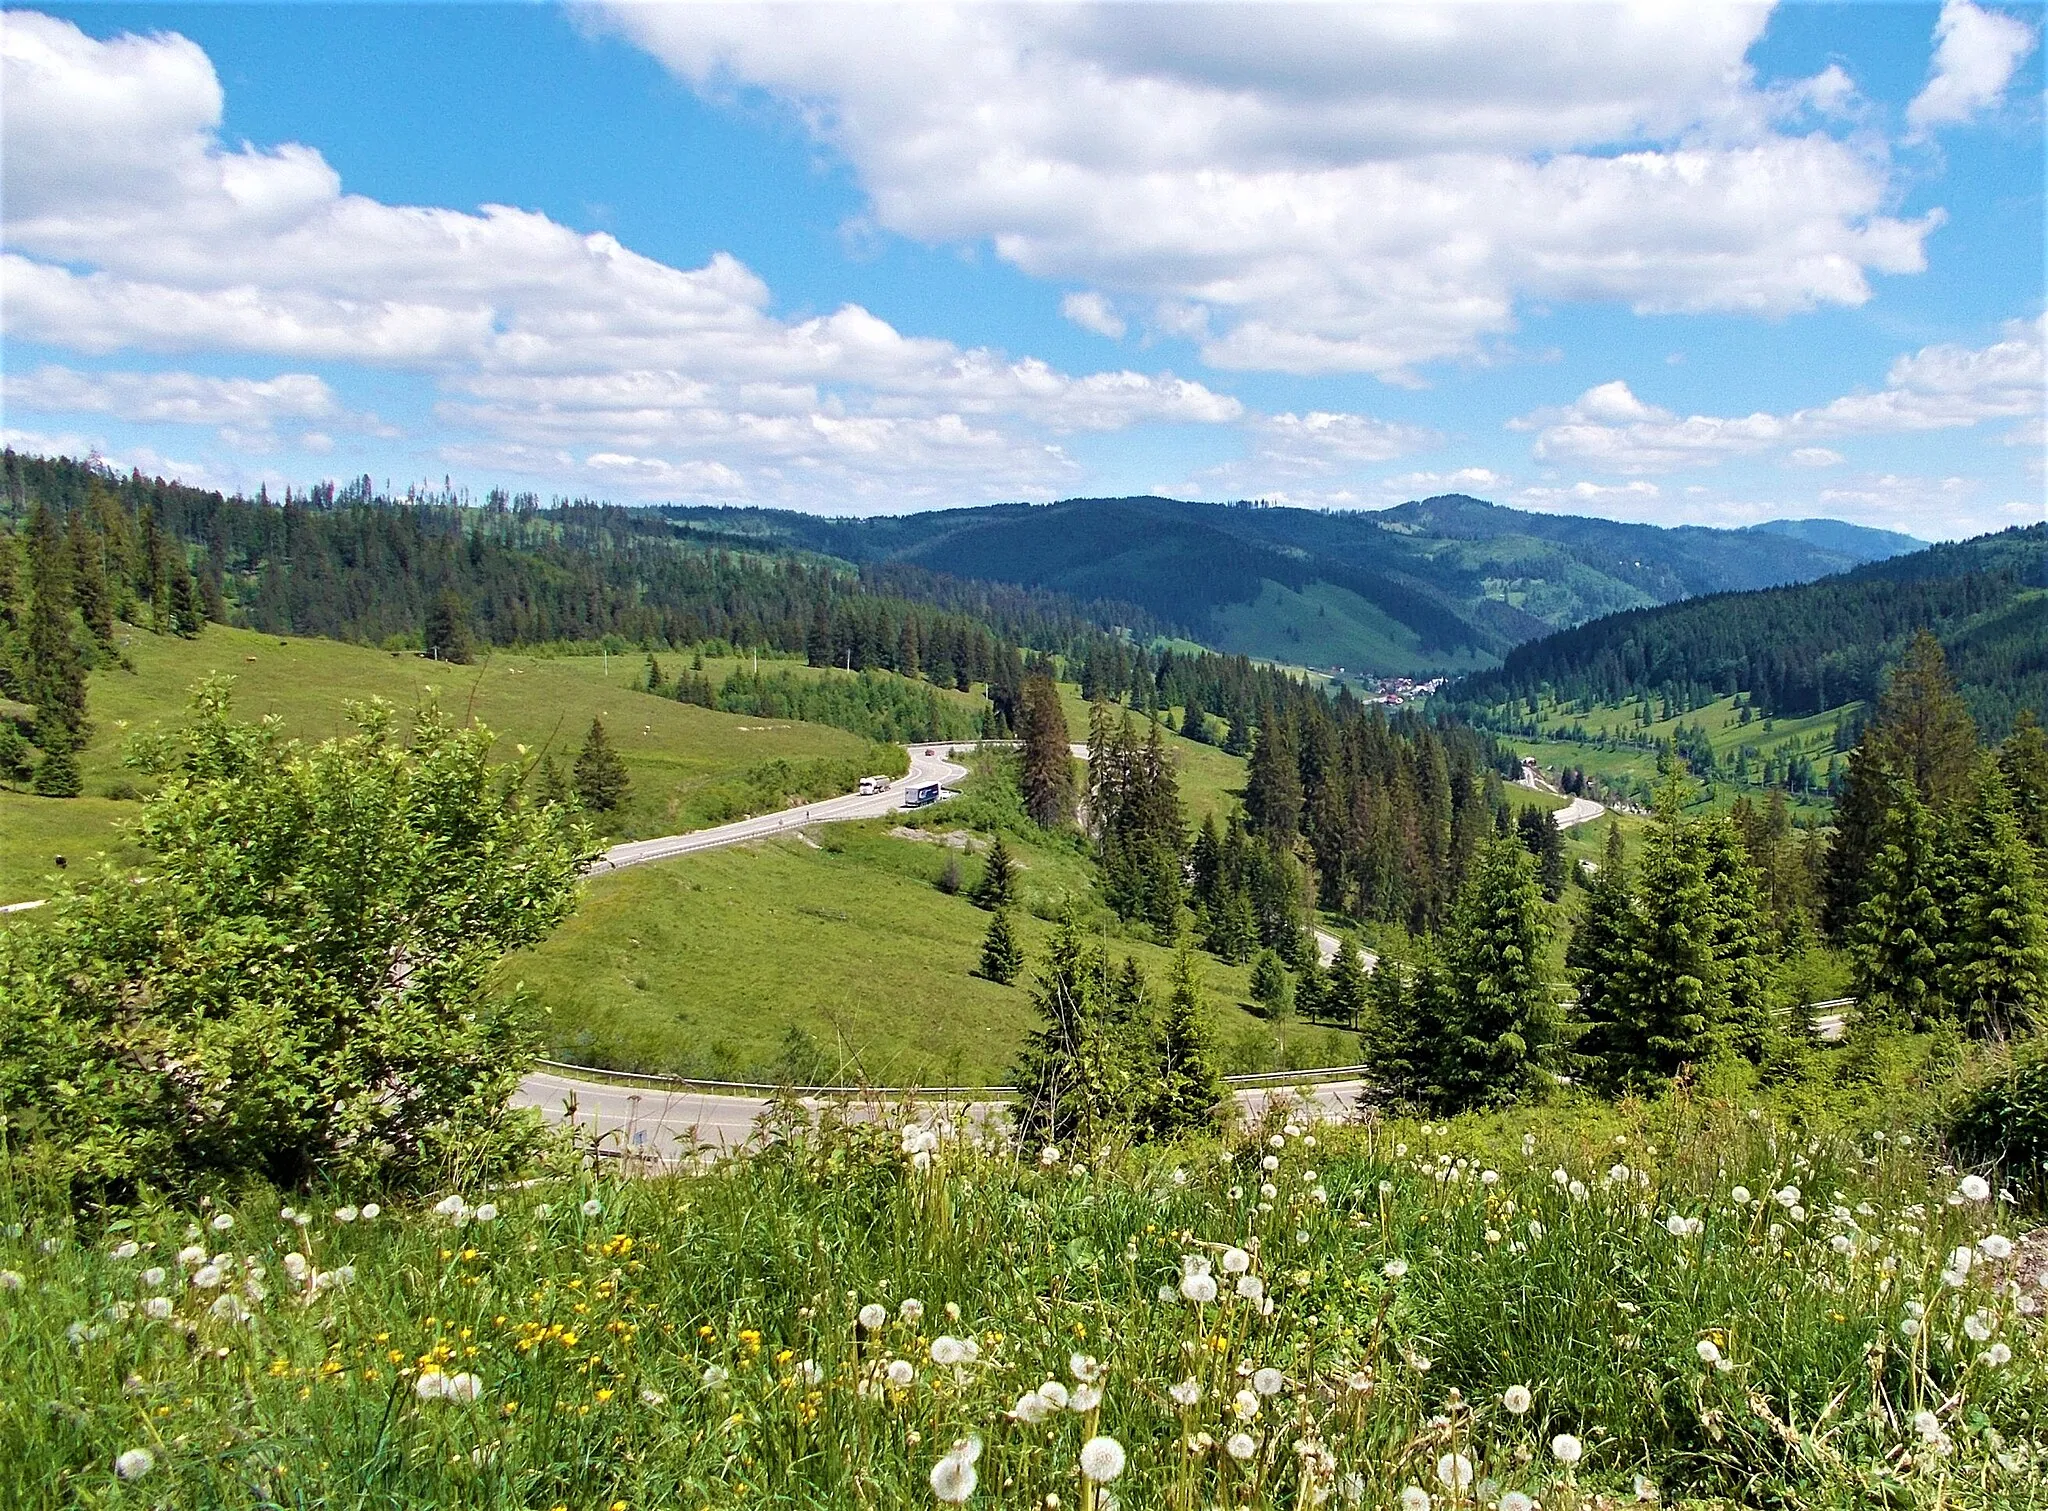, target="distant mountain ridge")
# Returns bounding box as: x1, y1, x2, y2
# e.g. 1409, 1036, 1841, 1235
653, 494, 1914, 678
